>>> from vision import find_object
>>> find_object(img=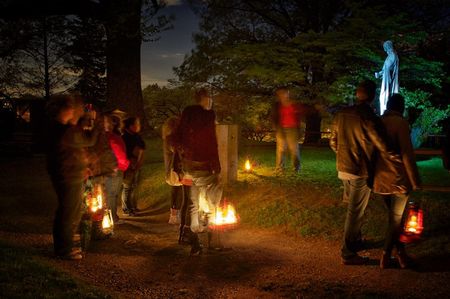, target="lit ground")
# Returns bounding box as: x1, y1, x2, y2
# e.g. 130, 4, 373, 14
1, 147, 449, 298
